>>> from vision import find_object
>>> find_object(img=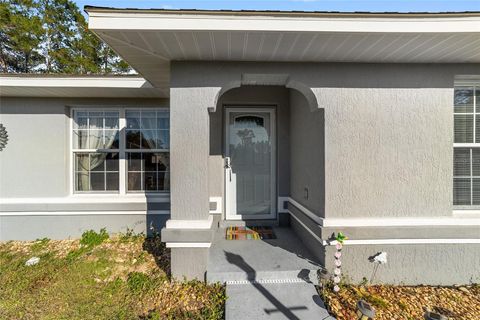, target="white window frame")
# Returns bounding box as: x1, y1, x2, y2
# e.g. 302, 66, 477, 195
70, 106, 169, 196
124, 109, 170, 193
453, 80, 480, 209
